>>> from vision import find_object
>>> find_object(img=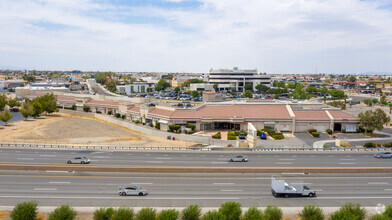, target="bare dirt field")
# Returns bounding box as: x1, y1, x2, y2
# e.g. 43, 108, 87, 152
0, 113, 196, 147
